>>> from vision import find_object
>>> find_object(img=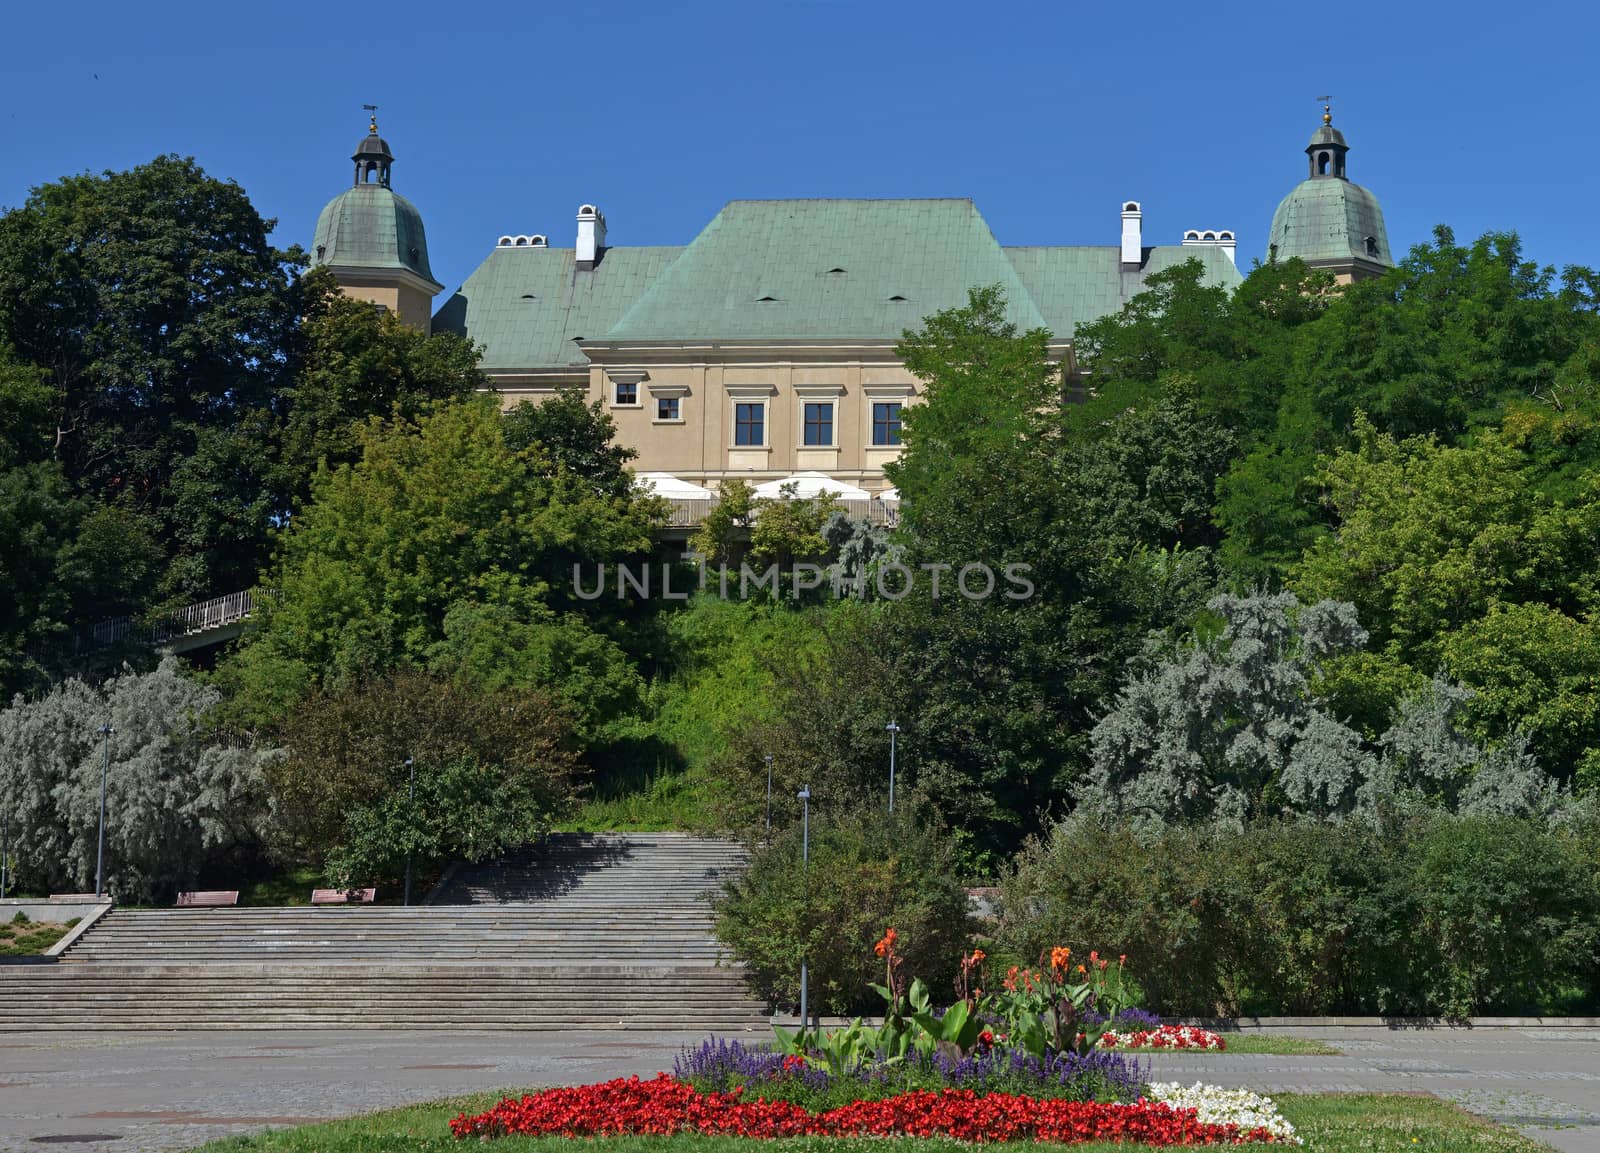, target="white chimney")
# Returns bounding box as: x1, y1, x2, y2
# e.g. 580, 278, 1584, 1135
1181, 228, 1238, 267
576, 204, 606, 270
1120, 201, 1142, 267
